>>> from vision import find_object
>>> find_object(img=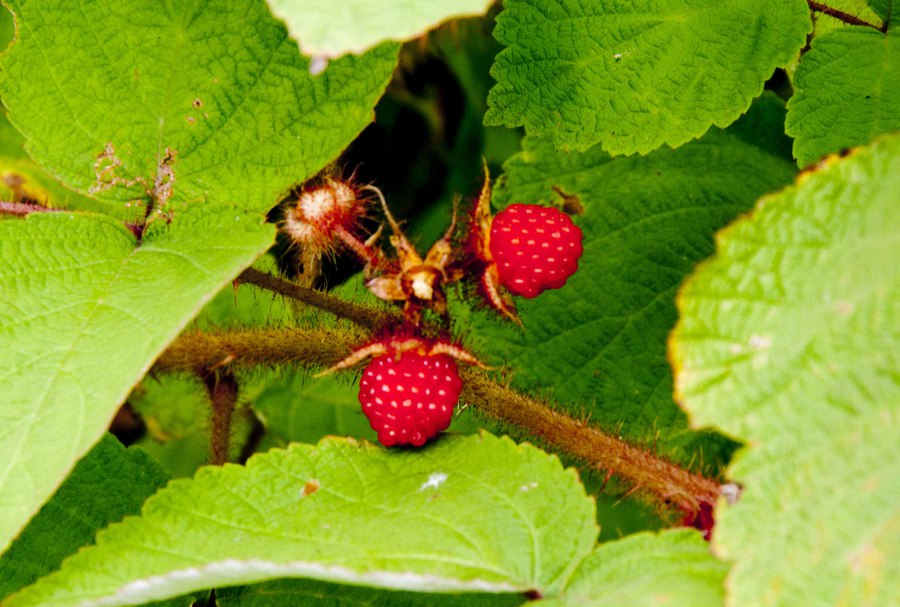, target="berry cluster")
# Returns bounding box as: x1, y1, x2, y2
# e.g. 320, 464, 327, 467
287, 169, 584, 447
